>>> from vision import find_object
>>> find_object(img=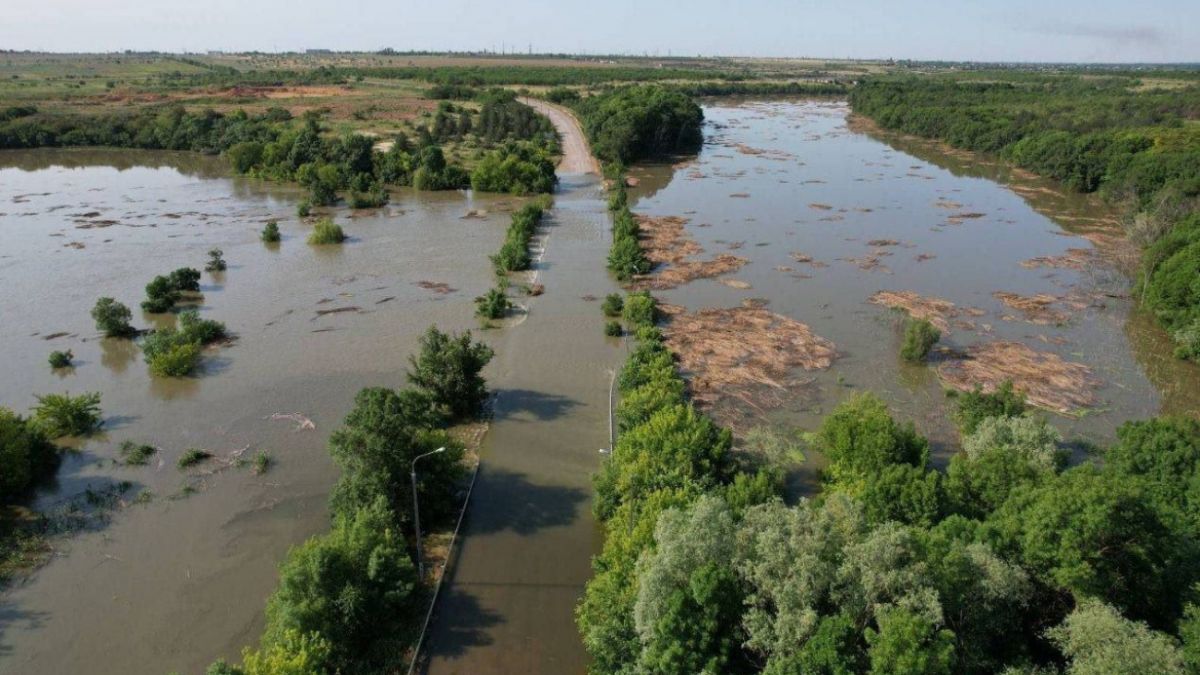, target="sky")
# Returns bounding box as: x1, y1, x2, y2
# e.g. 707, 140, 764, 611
2, 0, 1198, 63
